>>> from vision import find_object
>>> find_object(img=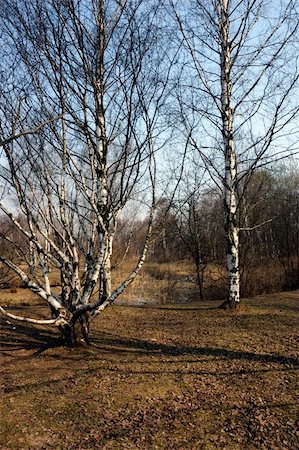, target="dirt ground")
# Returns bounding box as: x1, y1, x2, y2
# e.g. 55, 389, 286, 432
0, 290, 298, 449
